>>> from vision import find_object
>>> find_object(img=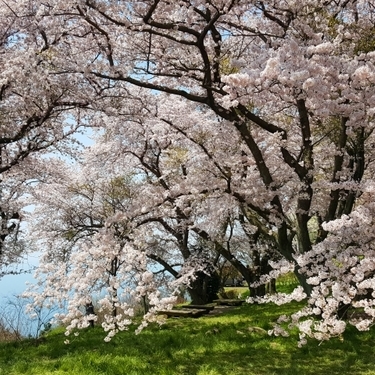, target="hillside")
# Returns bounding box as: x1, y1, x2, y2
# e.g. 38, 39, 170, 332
1, 302, 374, 375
